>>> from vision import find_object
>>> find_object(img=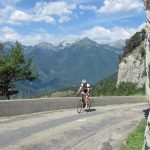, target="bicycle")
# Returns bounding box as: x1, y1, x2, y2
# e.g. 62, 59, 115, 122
77, 96, 91, 113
